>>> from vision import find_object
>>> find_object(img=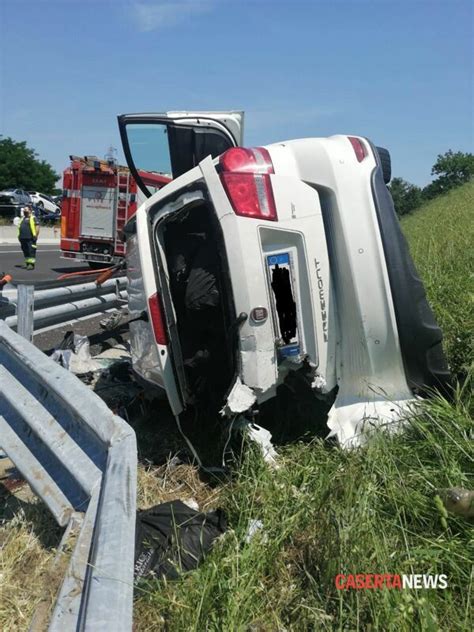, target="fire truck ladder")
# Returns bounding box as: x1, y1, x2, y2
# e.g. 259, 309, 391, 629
115, 171, 130, 256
